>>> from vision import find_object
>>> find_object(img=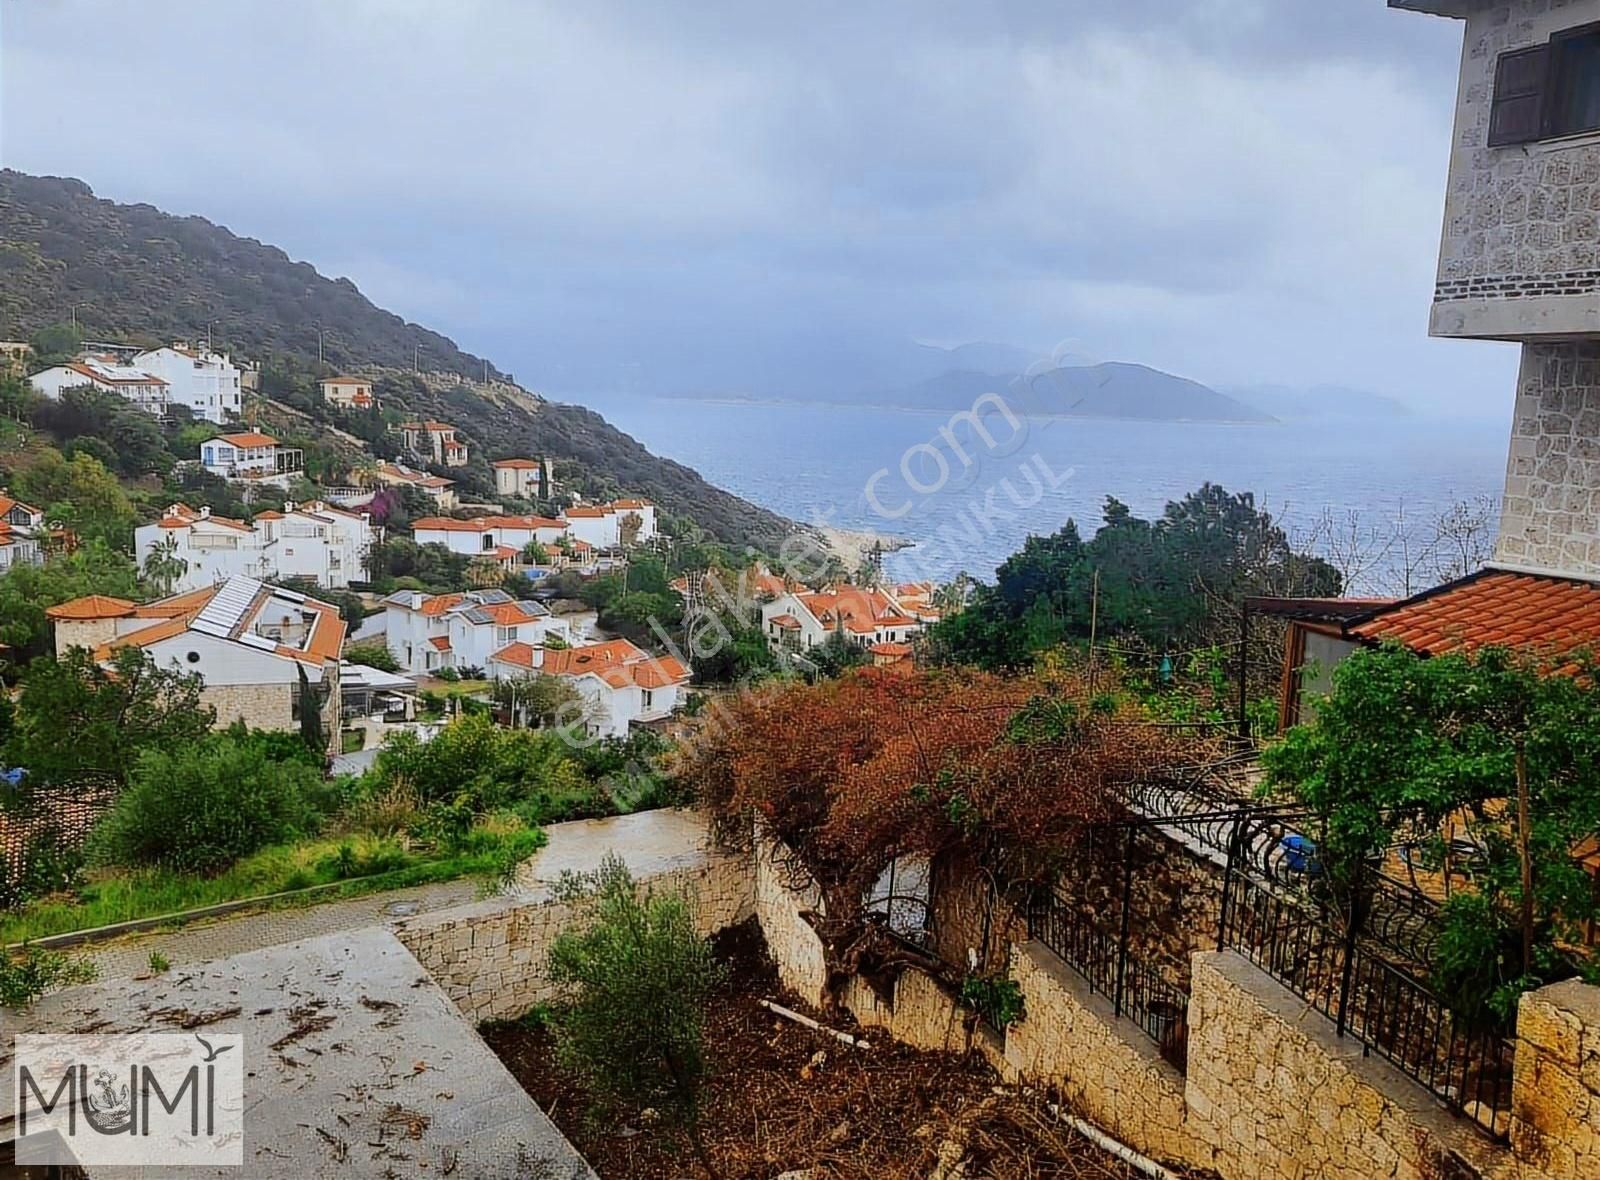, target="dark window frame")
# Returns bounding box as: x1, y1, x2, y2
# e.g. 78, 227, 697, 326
1489, 23, 1600, 147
